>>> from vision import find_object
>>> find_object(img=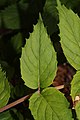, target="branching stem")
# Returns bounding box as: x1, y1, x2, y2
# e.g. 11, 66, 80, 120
0, 85, 64, 113
0, 94, 31, 113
